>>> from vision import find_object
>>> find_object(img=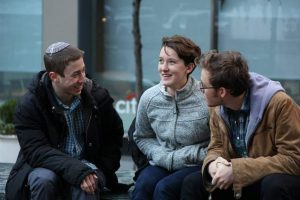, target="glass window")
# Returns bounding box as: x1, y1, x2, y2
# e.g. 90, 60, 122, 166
218, 0, 300, 104
0, 0, 42, 101
95, 0, 300, 131
100, 0, 211, 131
